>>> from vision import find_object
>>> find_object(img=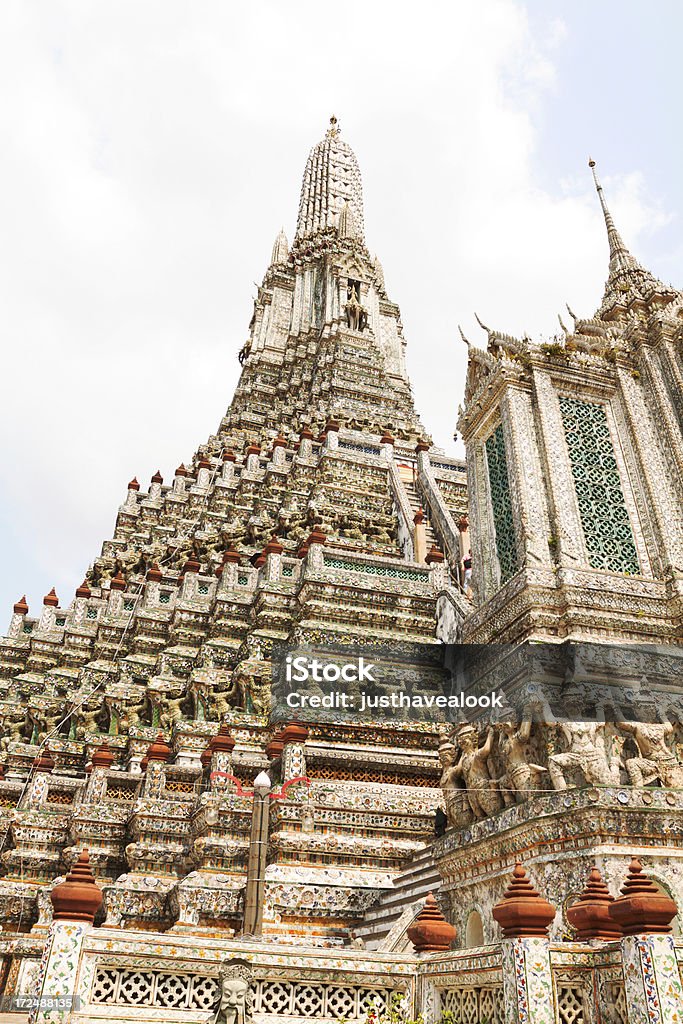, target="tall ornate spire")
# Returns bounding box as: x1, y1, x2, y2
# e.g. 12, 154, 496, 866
589, 158, 673, 319
295, 117, 365, 243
